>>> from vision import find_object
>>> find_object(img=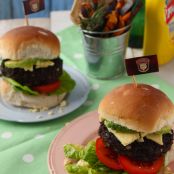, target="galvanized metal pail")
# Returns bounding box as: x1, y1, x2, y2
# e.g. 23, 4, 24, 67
81, 26, 130, 79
